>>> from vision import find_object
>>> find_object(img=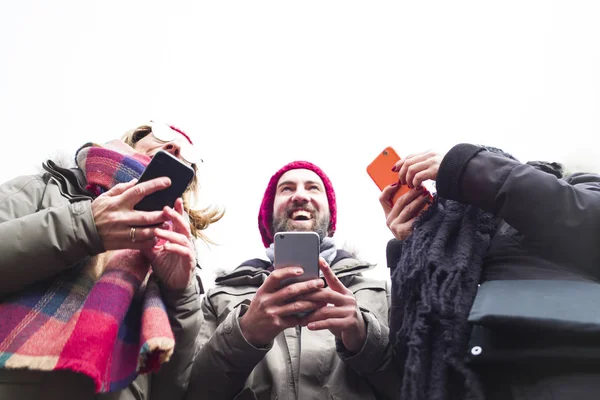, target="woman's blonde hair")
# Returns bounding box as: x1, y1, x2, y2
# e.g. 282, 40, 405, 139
121, 124, 224, 242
